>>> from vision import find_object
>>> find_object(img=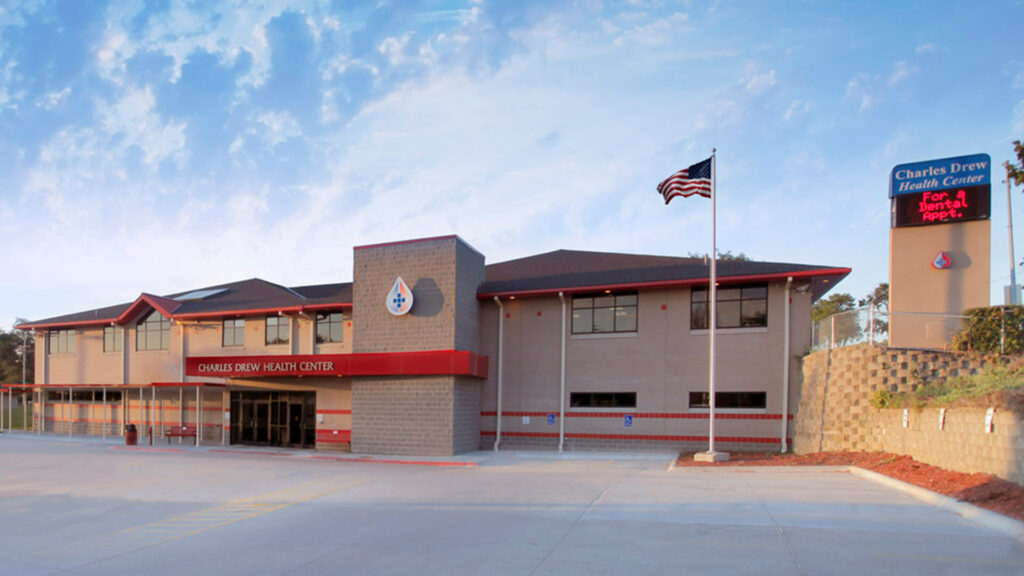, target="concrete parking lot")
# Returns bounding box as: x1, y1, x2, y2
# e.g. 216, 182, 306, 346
1, 433, 1023, 575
